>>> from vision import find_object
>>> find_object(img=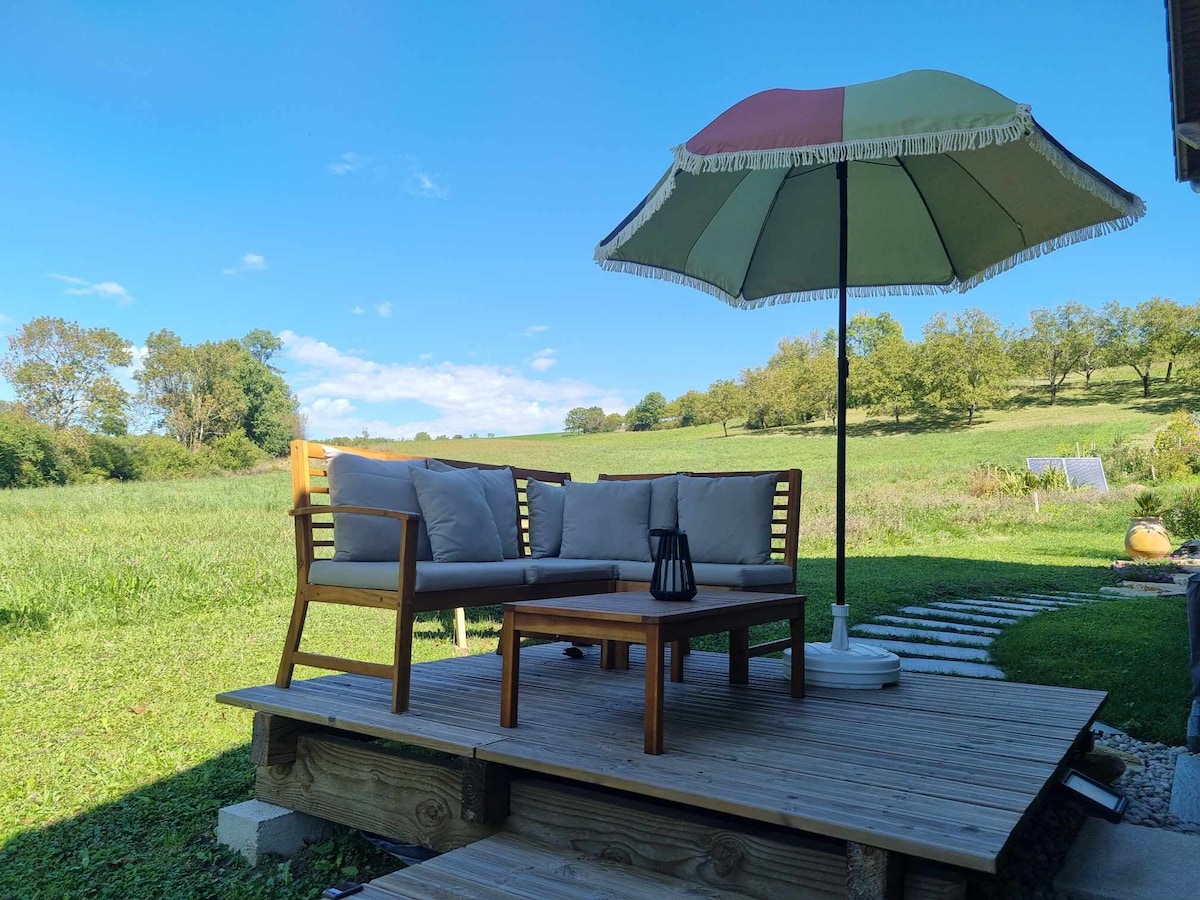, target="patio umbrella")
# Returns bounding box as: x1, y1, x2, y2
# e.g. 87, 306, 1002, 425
594, 69, 1144, 688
